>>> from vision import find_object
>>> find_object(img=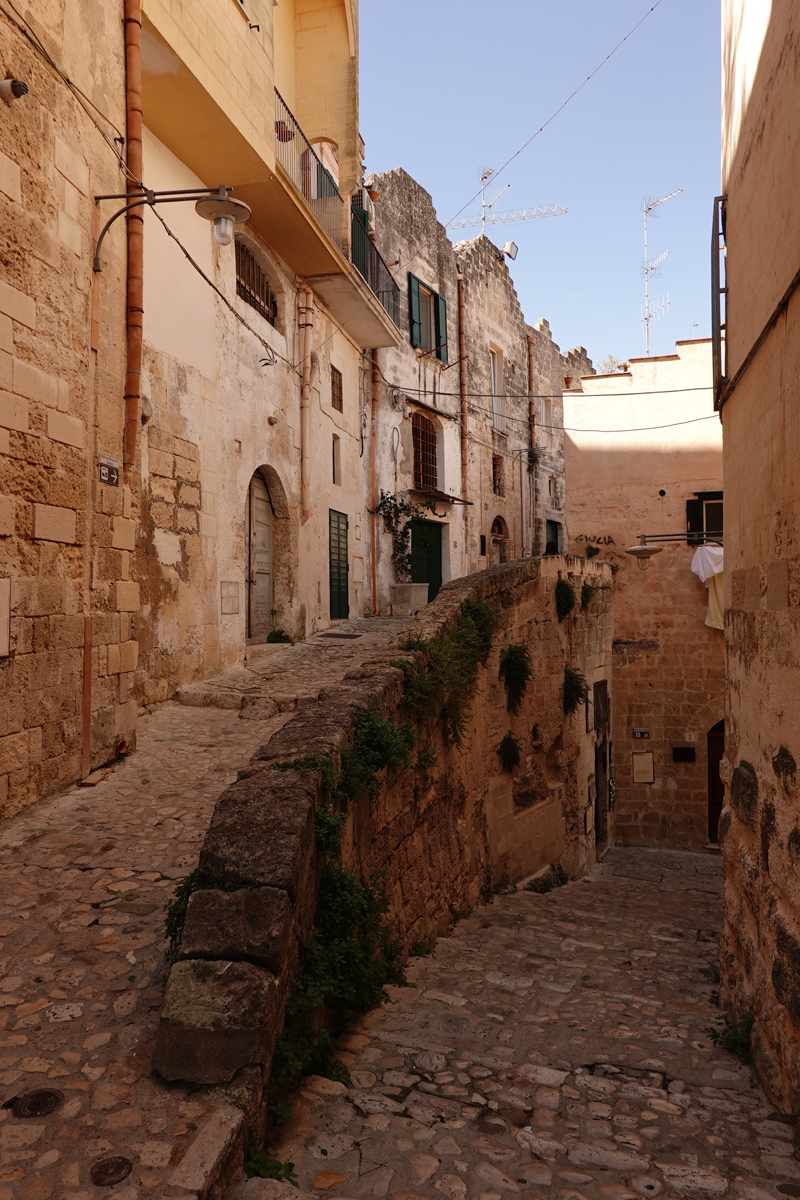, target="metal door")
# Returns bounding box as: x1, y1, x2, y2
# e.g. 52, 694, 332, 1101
248, 474, 273, 639
329, 509, 349, 619
411, 520, 442, 601
708, 720, 725, 843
